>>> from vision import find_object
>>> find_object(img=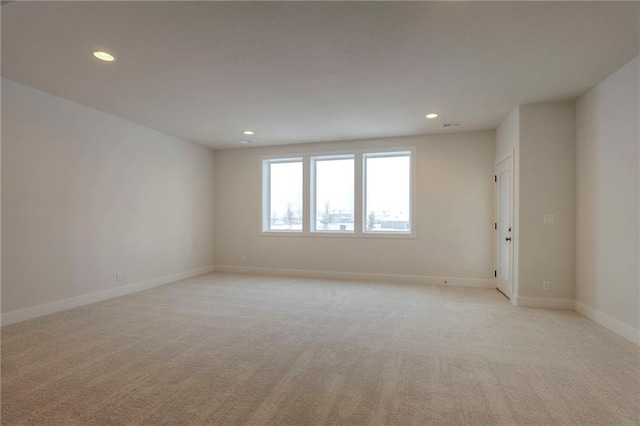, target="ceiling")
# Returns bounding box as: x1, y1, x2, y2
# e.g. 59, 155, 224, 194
2, 1, 638, 149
